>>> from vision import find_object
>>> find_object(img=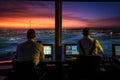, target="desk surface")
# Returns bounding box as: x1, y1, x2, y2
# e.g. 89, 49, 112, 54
0, 59, 120, 72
